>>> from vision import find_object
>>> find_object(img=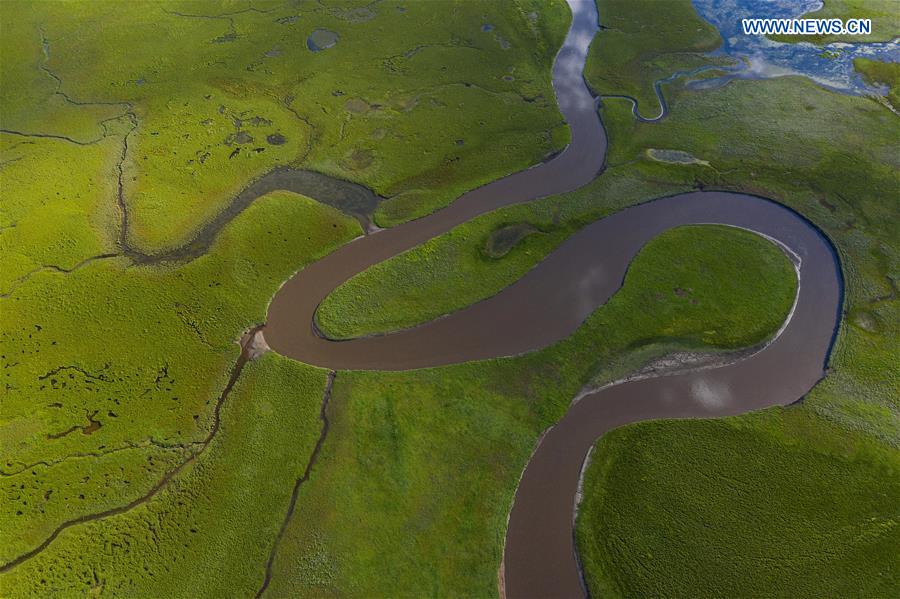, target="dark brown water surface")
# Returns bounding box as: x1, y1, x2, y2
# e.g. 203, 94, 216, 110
264, 1, 842, 597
